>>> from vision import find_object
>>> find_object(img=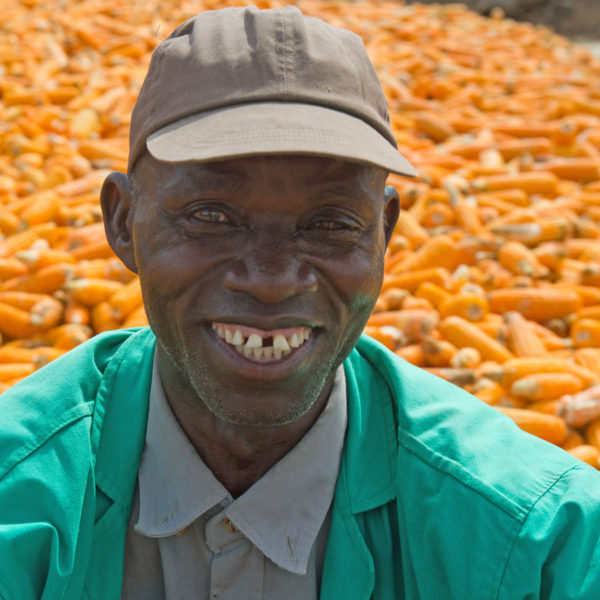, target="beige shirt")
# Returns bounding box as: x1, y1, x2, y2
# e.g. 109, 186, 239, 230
121, 357, 347, 599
